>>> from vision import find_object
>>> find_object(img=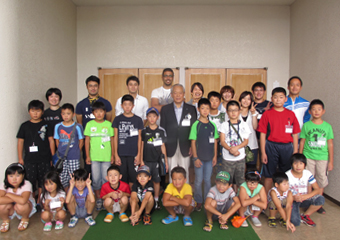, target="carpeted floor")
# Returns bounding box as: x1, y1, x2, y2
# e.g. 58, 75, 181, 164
82, 208, 260, 240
